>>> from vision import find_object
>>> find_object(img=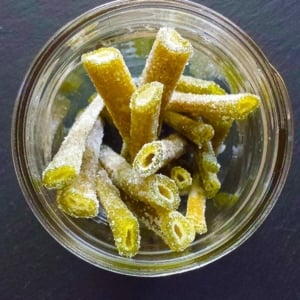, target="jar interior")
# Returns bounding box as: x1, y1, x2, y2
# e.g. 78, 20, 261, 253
19, 2, 281, 272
